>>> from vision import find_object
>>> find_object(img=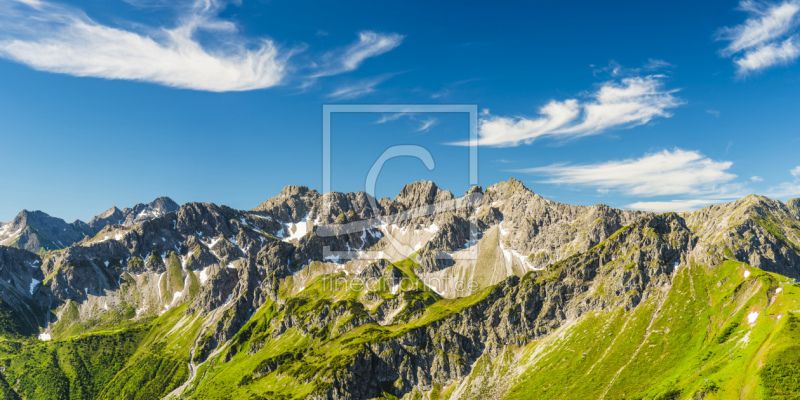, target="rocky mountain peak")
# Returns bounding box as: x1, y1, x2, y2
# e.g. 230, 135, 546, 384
148, 196, 179, 212
253, 185, 321, 222
84, 196, 179, 233
87, 206, 124, 229
0, 210, 85, 252
484, 177, 533, 200
279, 185, 314, 198
466, 185, 483, 195
394, 180, 454, 208
12, 209, 47, 225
